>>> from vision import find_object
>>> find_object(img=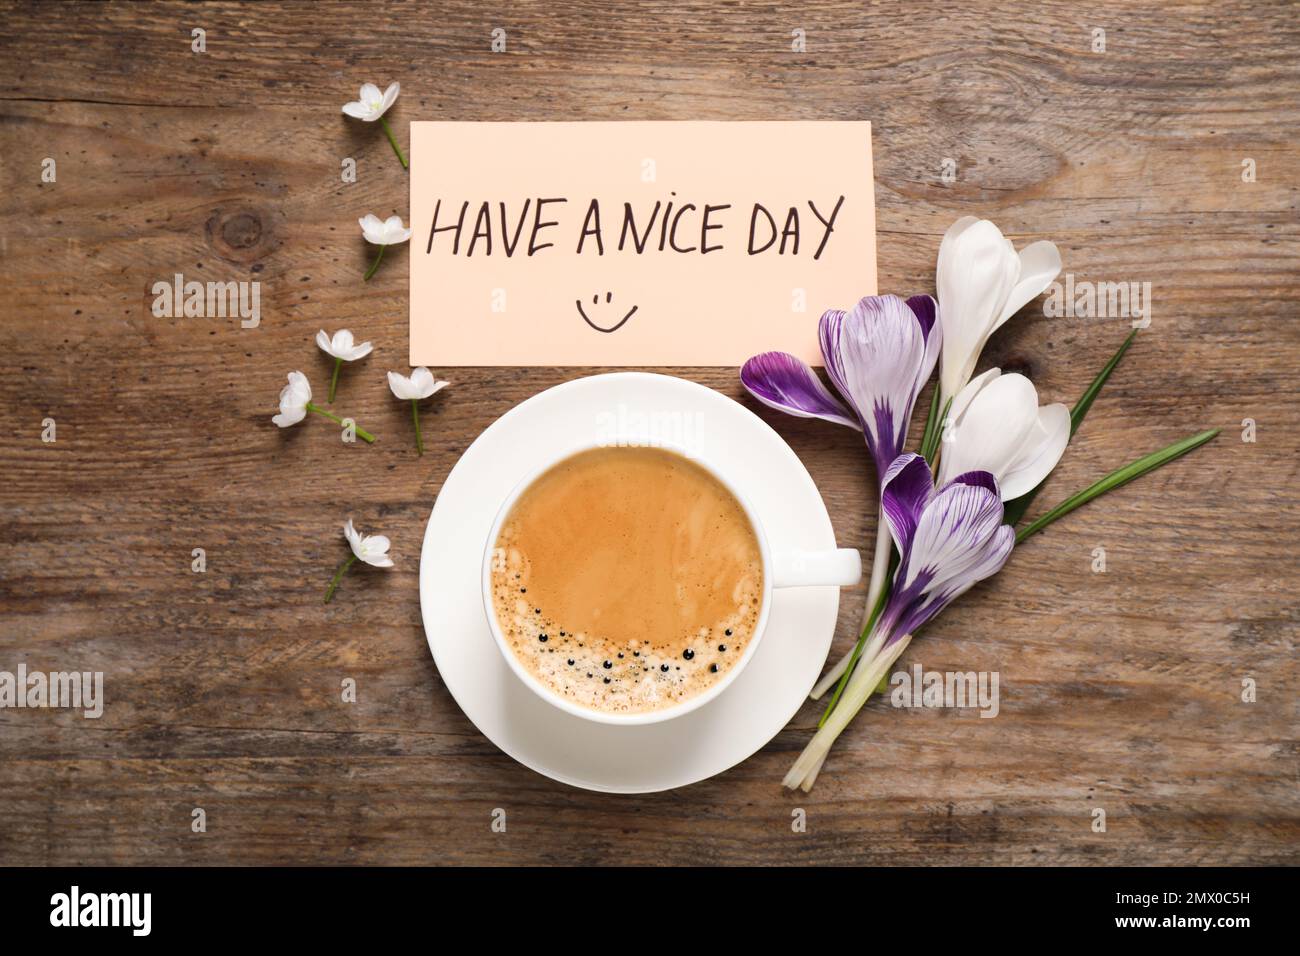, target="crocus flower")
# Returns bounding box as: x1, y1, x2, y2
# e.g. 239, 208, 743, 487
325, 518, 393, 603
359, 214, 412, 281
936, 217, 1061, 407
387, 368, 448, 456
271, 370, 375, 443
784, 453, 1014, 791
743, 295, 940, 480
316, 329, 374, 403
875, 454, 1015, 643
341, 82, 407, 169
938, 369, 1070, 500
